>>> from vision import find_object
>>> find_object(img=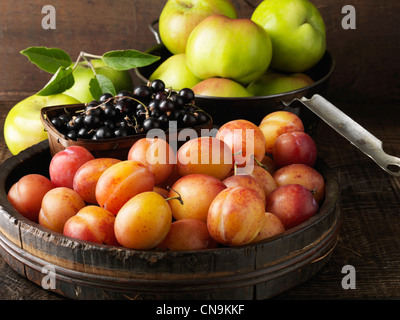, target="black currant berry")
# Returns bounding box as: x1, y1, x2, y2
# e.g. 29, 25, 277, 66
104, 104, 119, 120
133, 84, 152, 102
99, 93, 113, 103
51, 117, 66, 132
195, 111, 209, 124
150, 79, 165, 93
96, 126, 115, 139
67, 130, 78, 140
170, 94, 186, 108
142, 117, 160, 131
114, 127, 128, 137
159, 99, 175, 113
77, 127, 92, 139
182, 113, 197, 126
158, 114, 169, 130
154, 91, 167, 101
179, 88, 195, 104
84, 113, 101, 128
